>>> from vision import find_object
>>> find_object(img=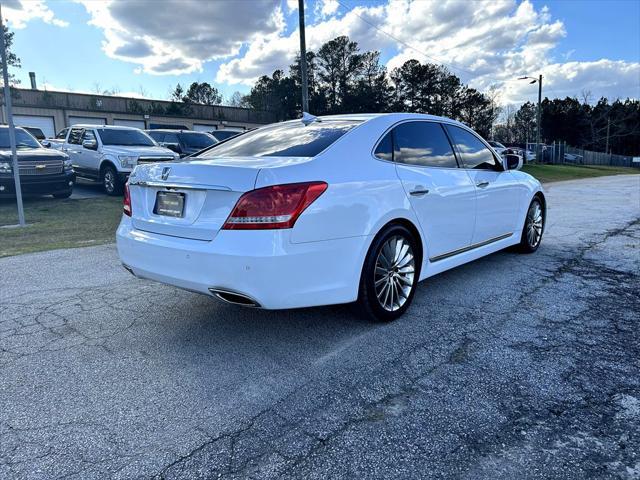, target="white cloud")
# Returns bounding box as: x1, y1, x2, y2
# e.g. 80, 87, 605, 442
77, 0, 284, 75
504, 60, 640, 104
217, 3, 388, 85
2, 0, 68, 29
62, 0, 638, 103
217, 0, 639, 103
